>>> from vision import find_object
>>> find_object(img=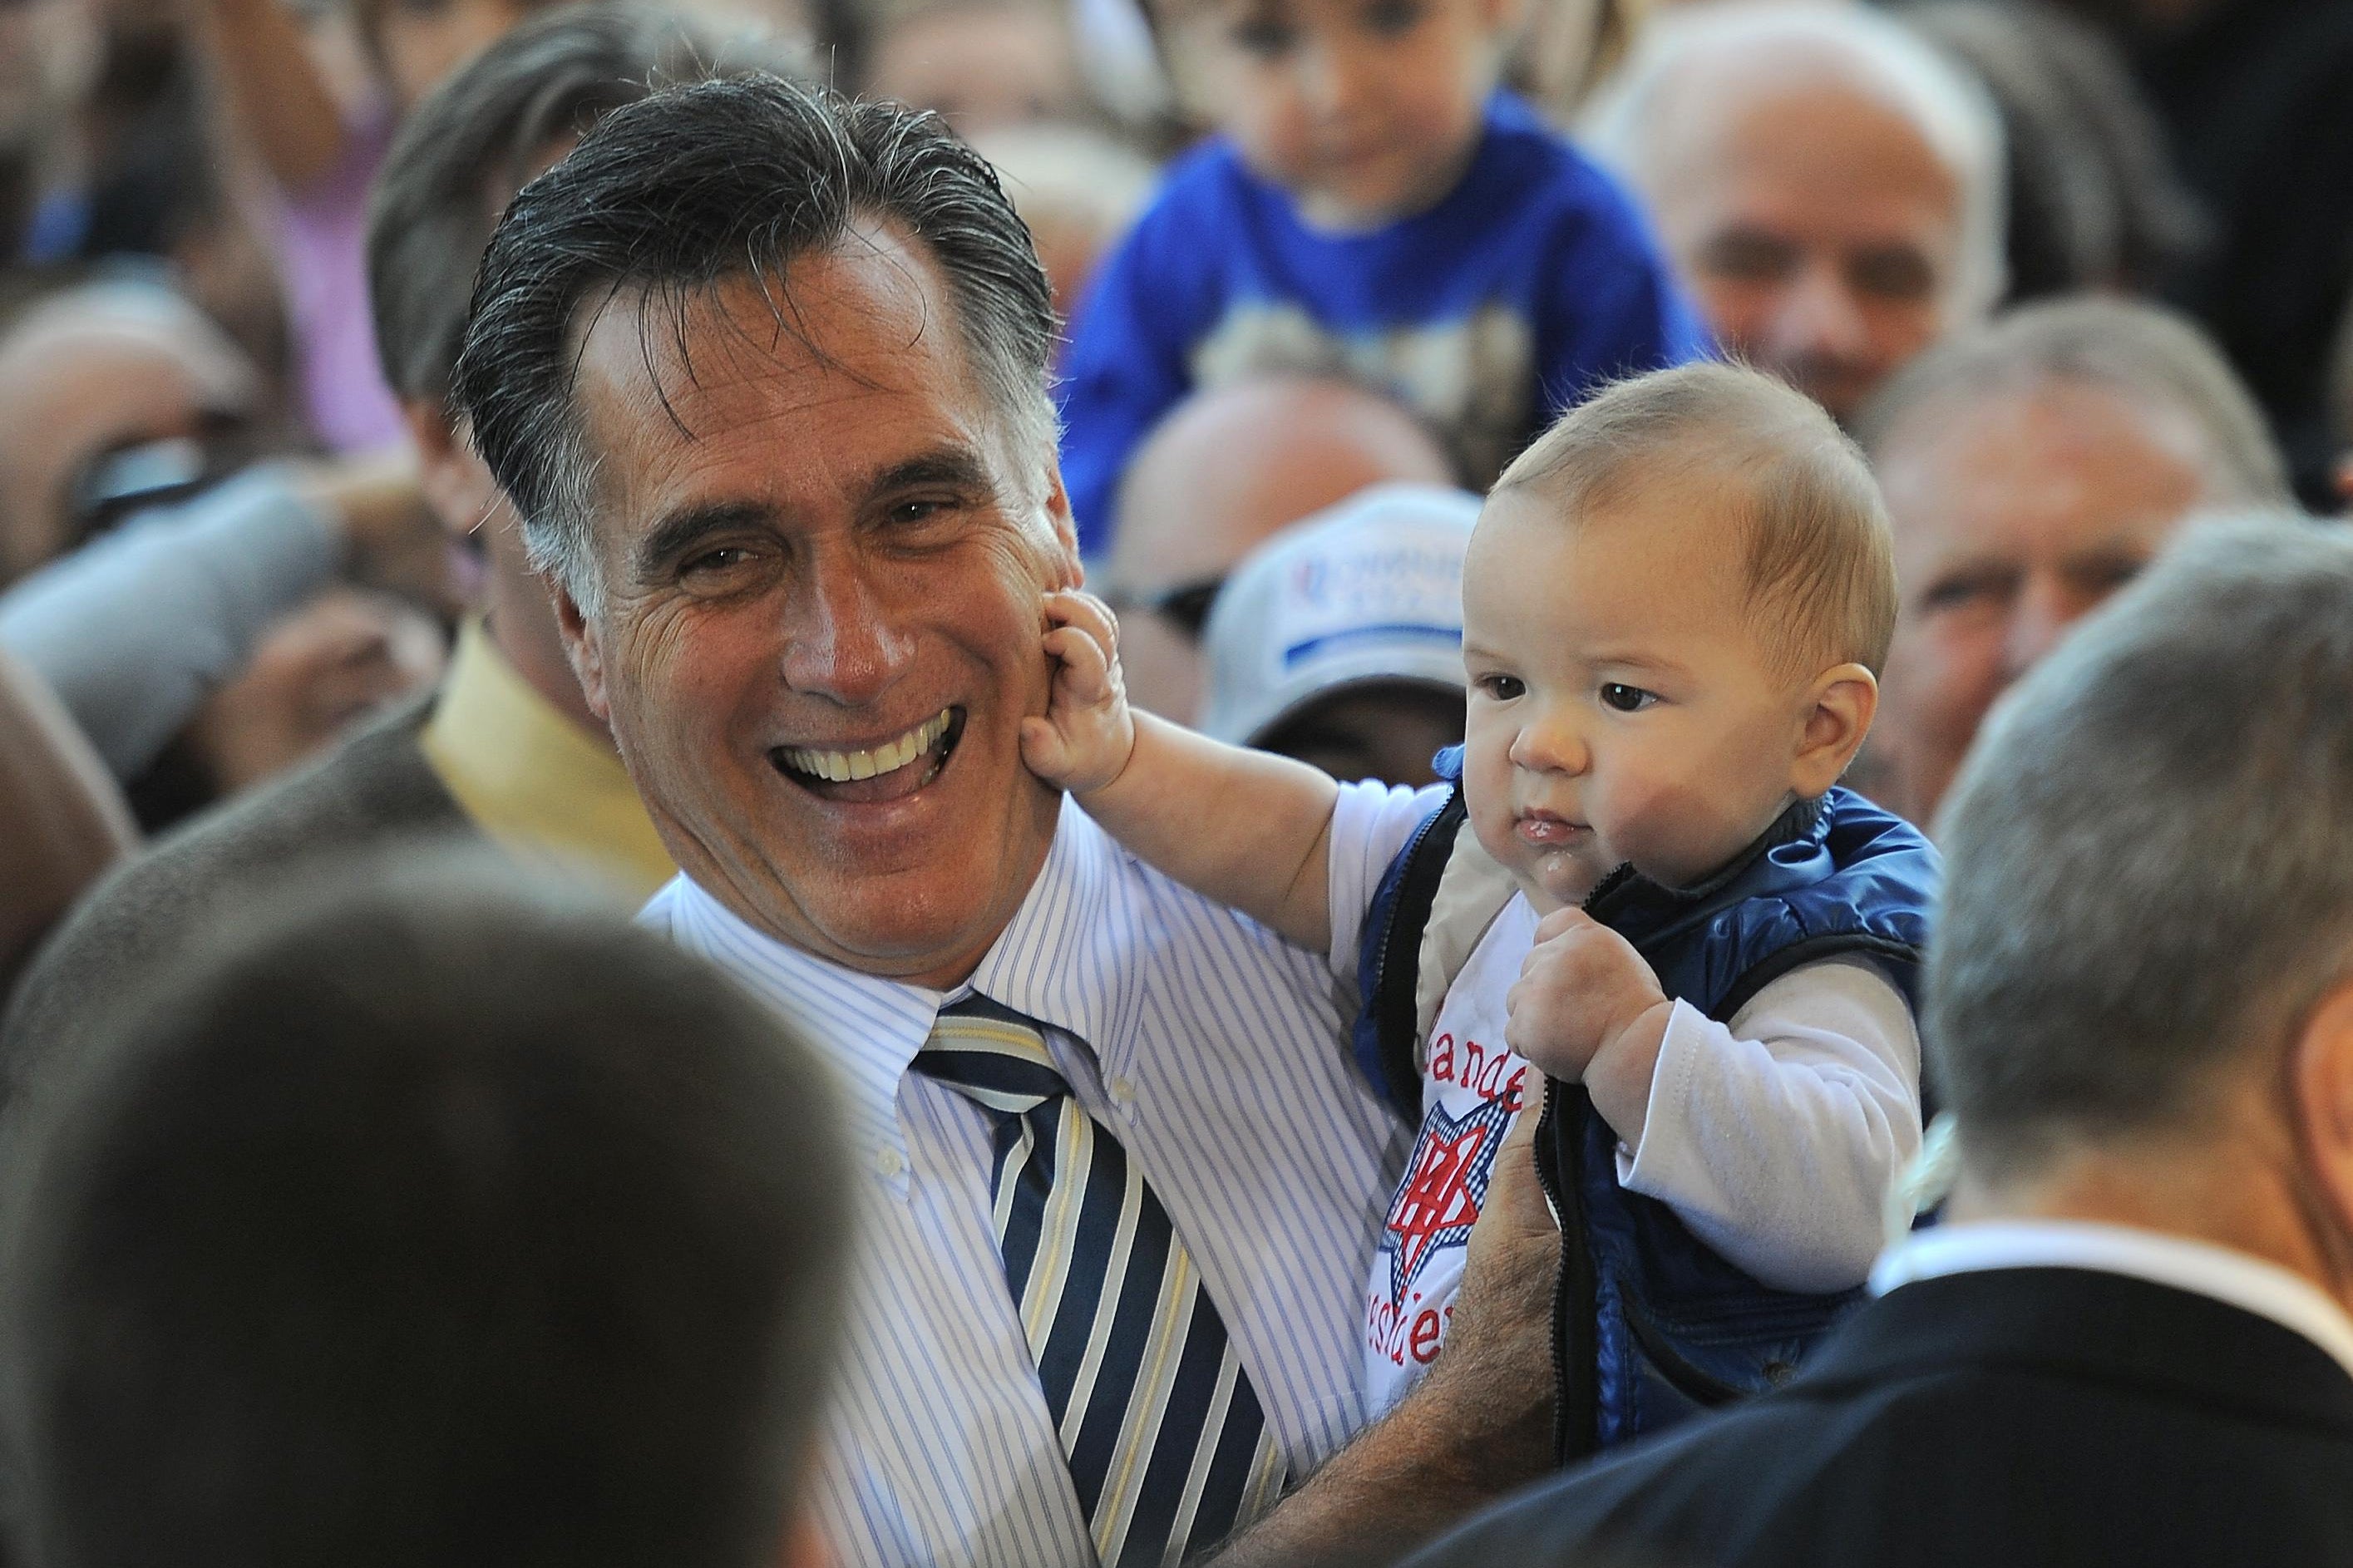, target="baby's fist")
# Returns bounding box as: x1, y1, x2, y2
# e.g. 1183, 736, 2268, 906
1021, 589, 1137, 795
1504, 907, 1670, 1081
